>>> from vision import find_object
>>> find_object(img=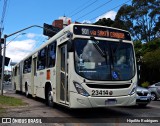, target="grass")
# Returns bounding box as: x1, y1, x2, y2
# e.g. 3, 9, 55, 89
0, 108, 5, 113
0, 95, 27, 107
0, 95, 27, 116
0, 108, 6, 116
